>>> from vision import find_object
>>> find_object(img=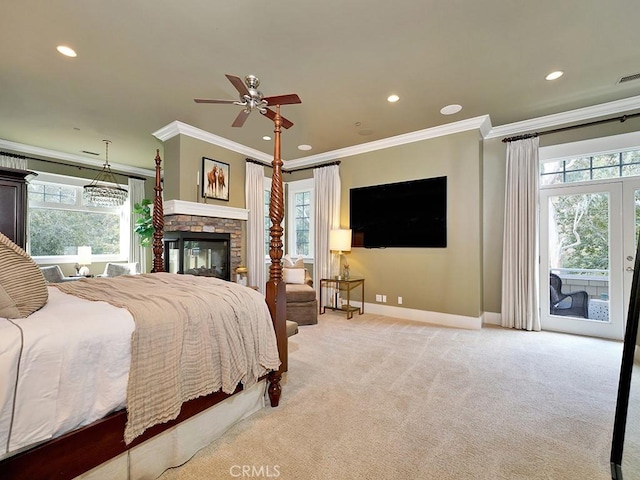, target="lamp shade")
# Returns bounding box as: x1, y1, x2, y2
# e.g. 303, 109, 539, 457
329, 229, 352, 253
77, 246, 92, 265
